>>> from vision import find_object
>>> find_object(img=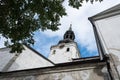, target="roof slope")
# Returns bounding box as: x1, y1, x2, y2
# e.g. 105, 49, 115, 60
0, 45, 54, 72
89, 3, 120, 21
